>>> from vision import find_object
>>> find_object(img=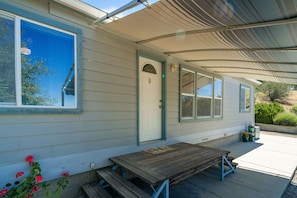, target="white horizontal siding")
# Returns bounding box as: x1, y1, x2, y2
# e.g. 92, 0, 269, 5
83, 91, 136, 103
